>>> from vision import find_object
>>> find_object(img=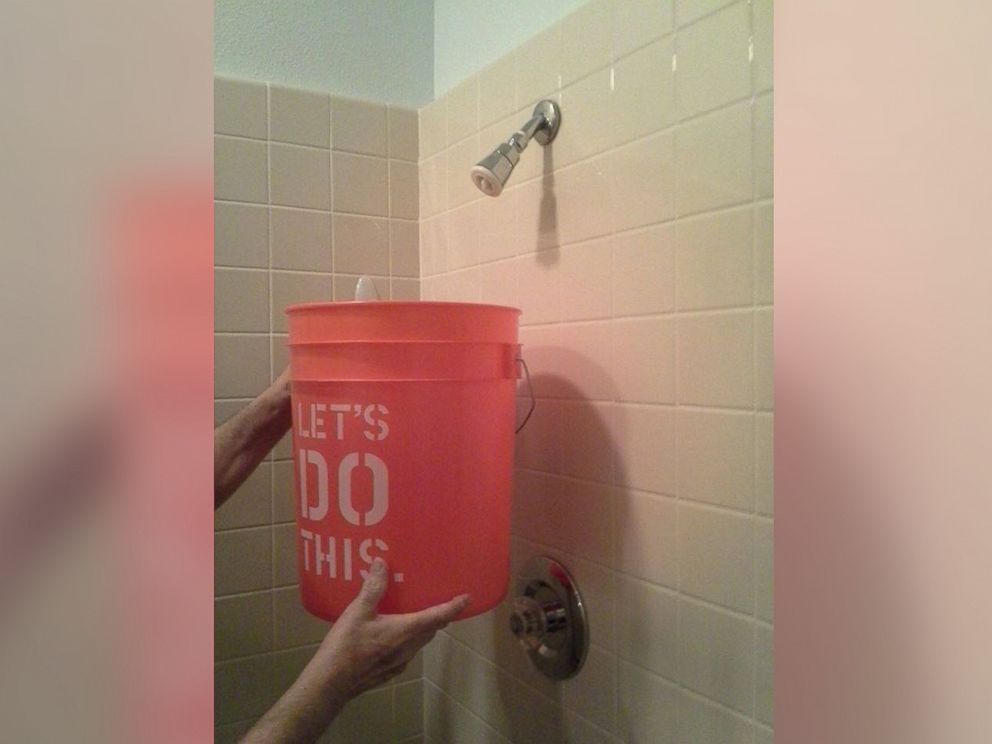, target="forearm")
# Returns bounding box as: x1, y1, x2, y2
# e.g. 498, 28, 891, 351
214, 369, 292, 509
